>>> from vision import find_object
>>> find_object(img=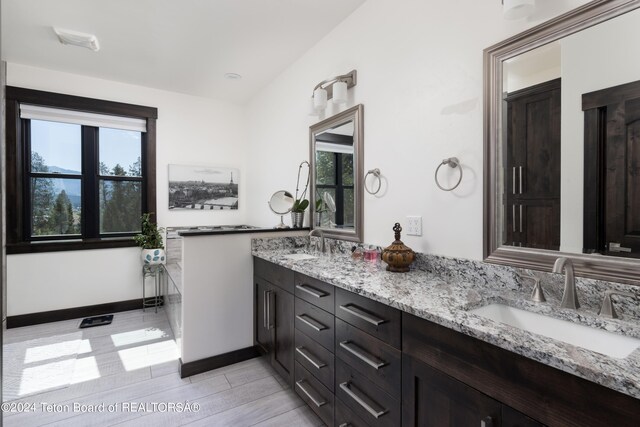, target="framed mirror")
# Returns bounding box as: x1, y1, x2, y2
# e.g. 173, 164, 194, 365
310, 104, 364, 242
484, 0, 640, 285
